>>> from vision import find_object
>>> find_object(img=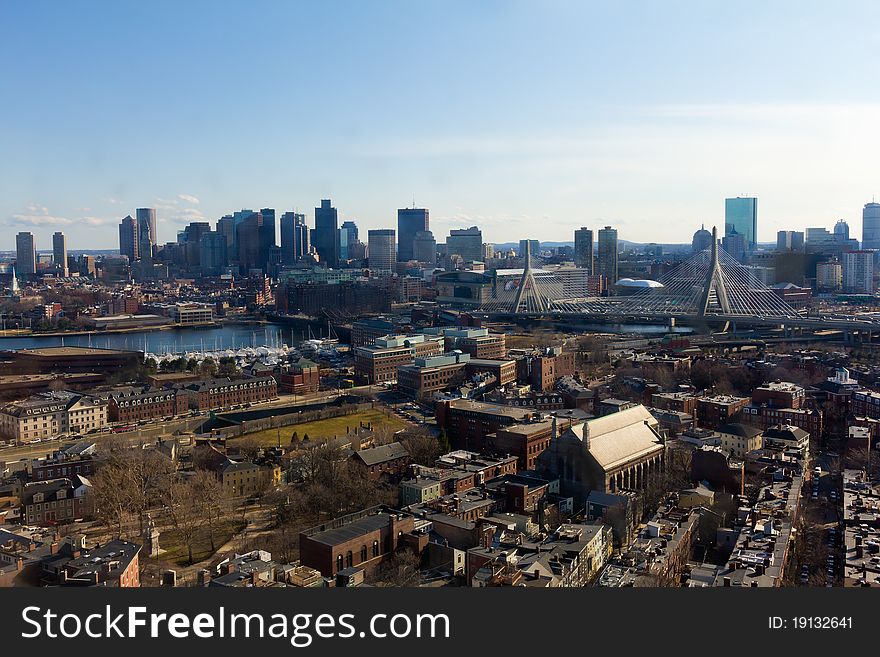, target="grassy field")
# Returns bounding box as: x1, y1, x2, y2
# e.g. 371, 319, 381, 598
231, 407, 408, 447
161, 518, 246, 566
